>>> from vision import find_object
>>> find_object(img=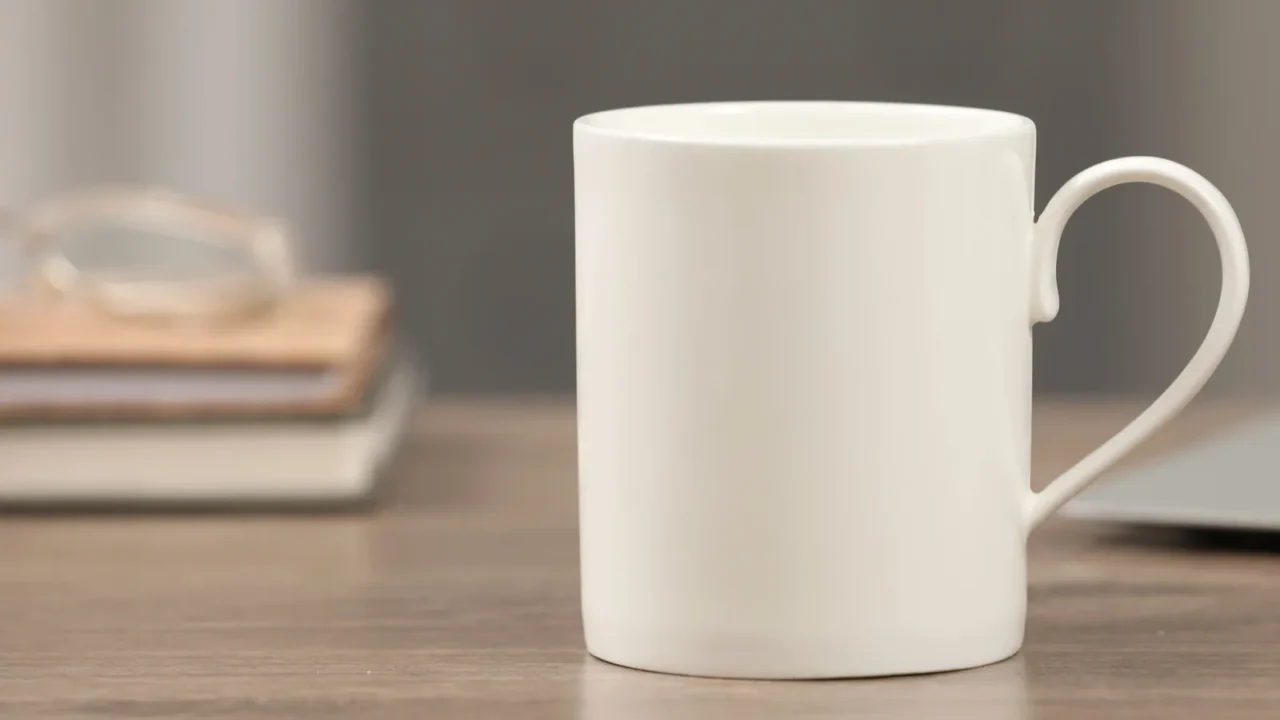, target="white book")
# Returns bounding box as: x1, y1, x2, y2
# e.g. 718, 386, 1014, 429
0, 364, 345, 407
0, 357, 419, 505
